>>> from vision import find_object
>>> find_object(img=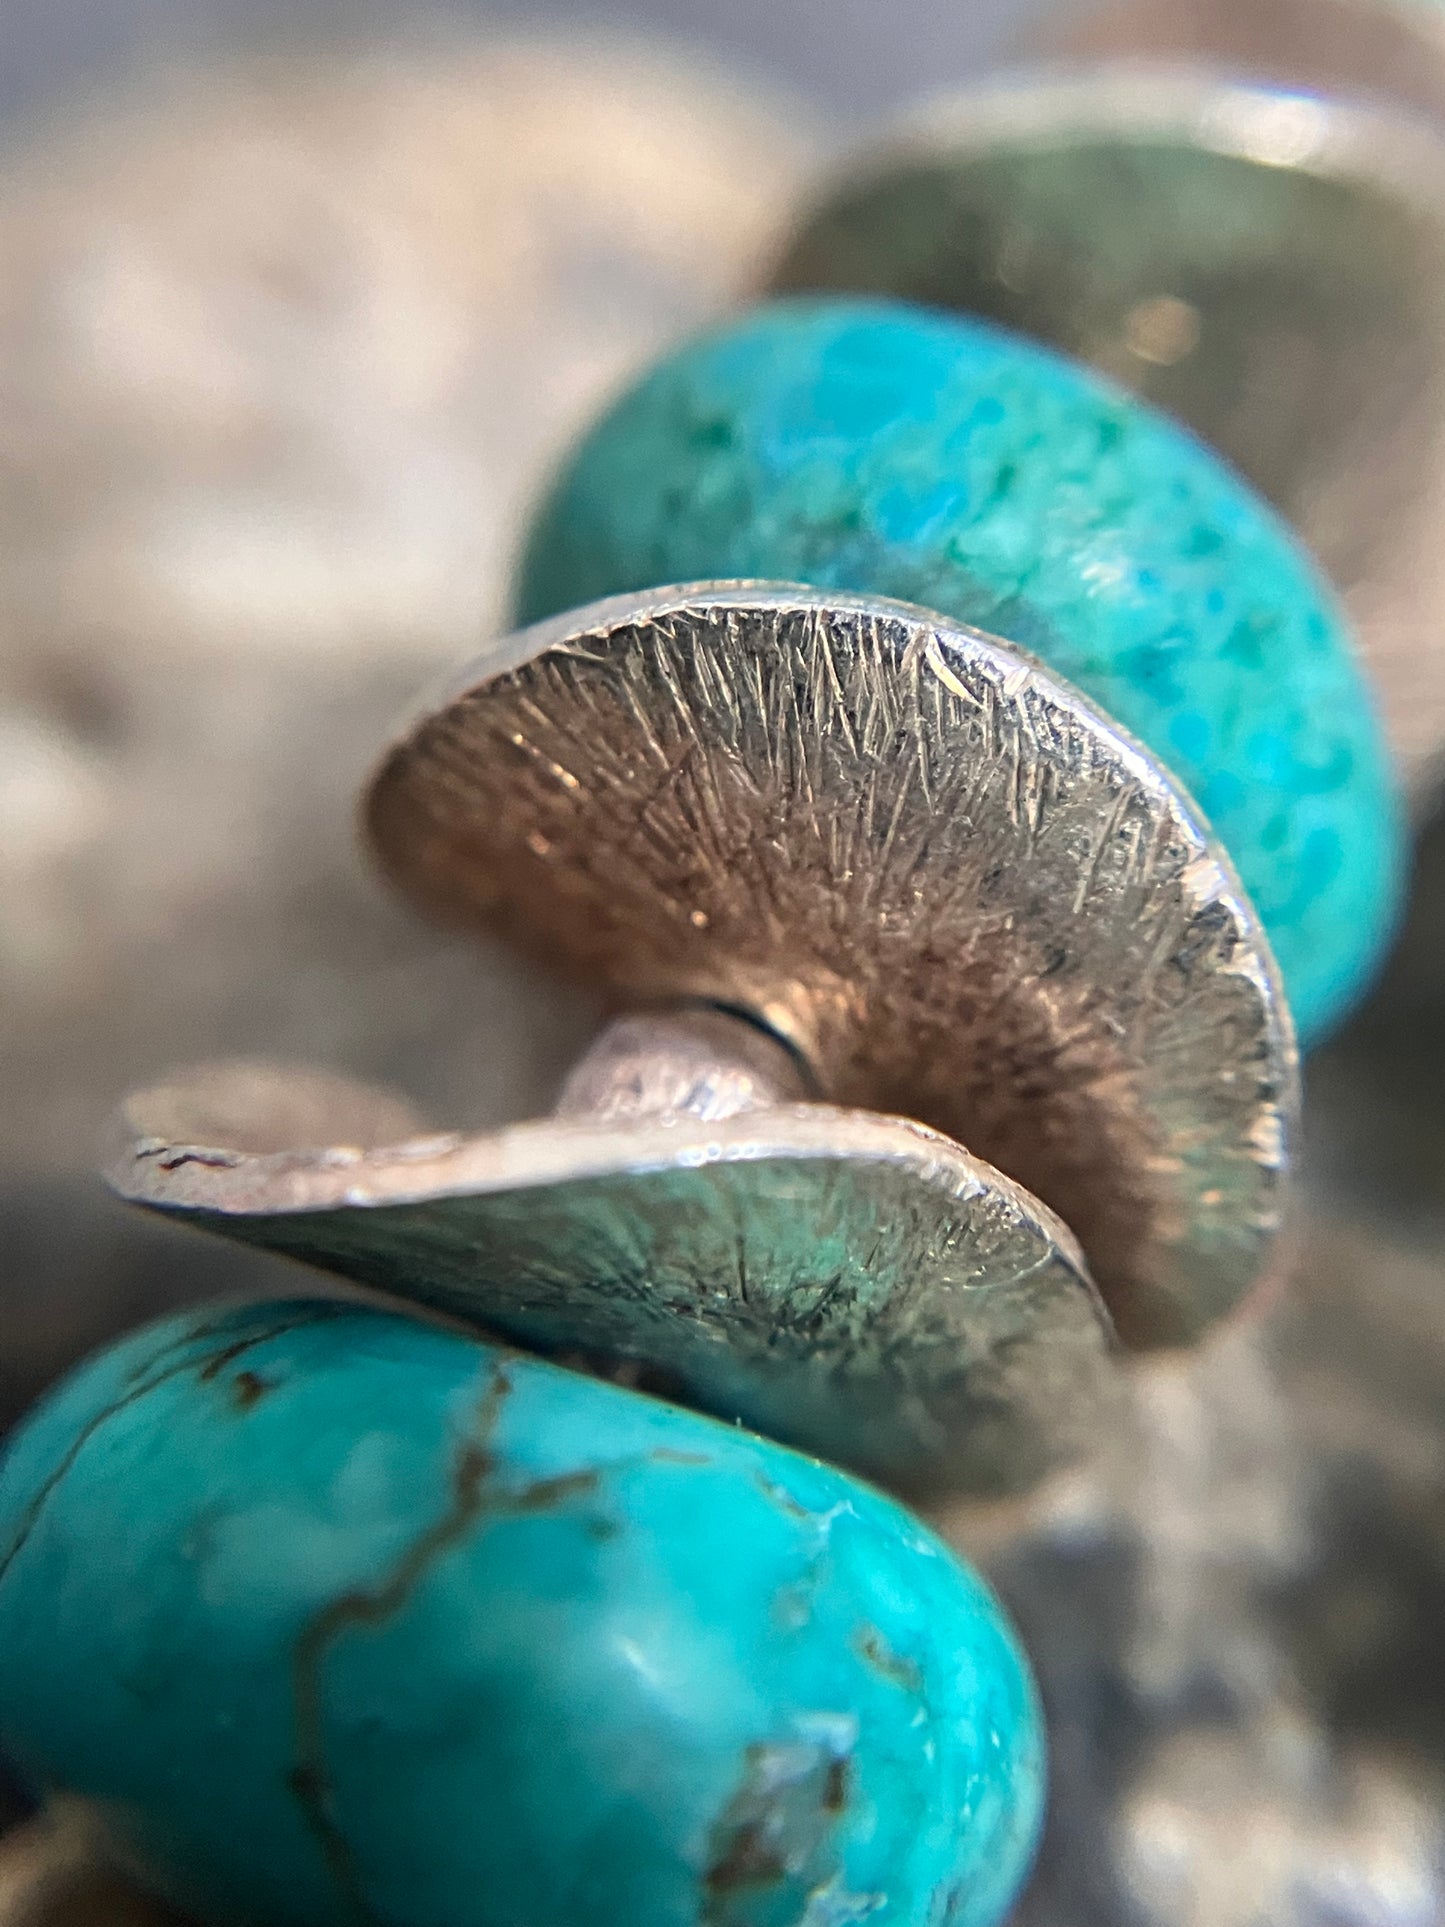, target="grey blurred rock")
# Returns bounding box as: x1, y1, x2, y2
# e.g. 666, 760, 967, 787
949, 1110, 1445, 1922
905, 791, 1445, 1920
0, 30, 813, 1424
